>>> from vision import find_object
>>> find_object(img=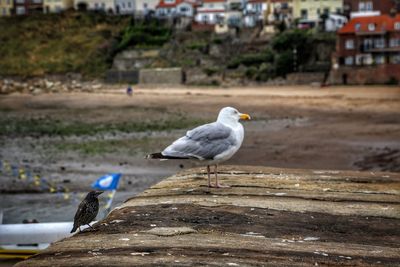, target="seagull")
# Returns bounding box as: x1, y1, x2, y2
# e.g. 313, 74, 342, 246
147, 107, 251, 188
